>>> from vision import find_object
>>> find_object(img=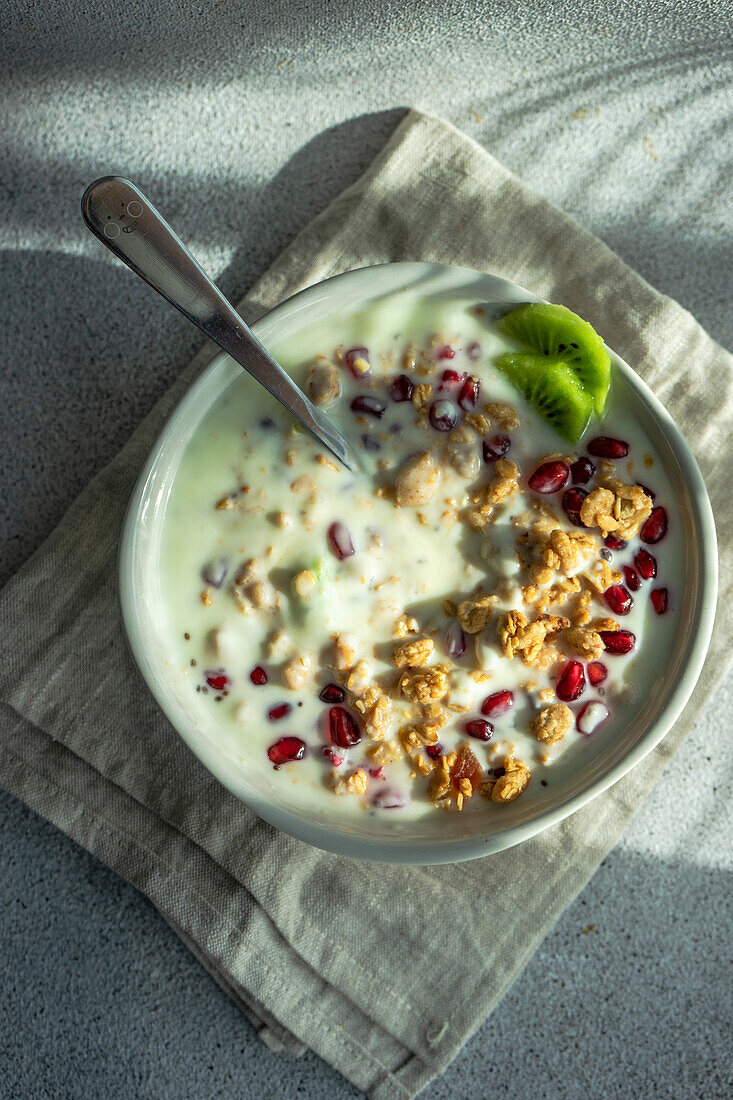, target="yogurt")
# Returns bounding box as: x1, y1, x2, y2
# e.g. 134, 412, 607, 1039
159, 294, 681, 820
